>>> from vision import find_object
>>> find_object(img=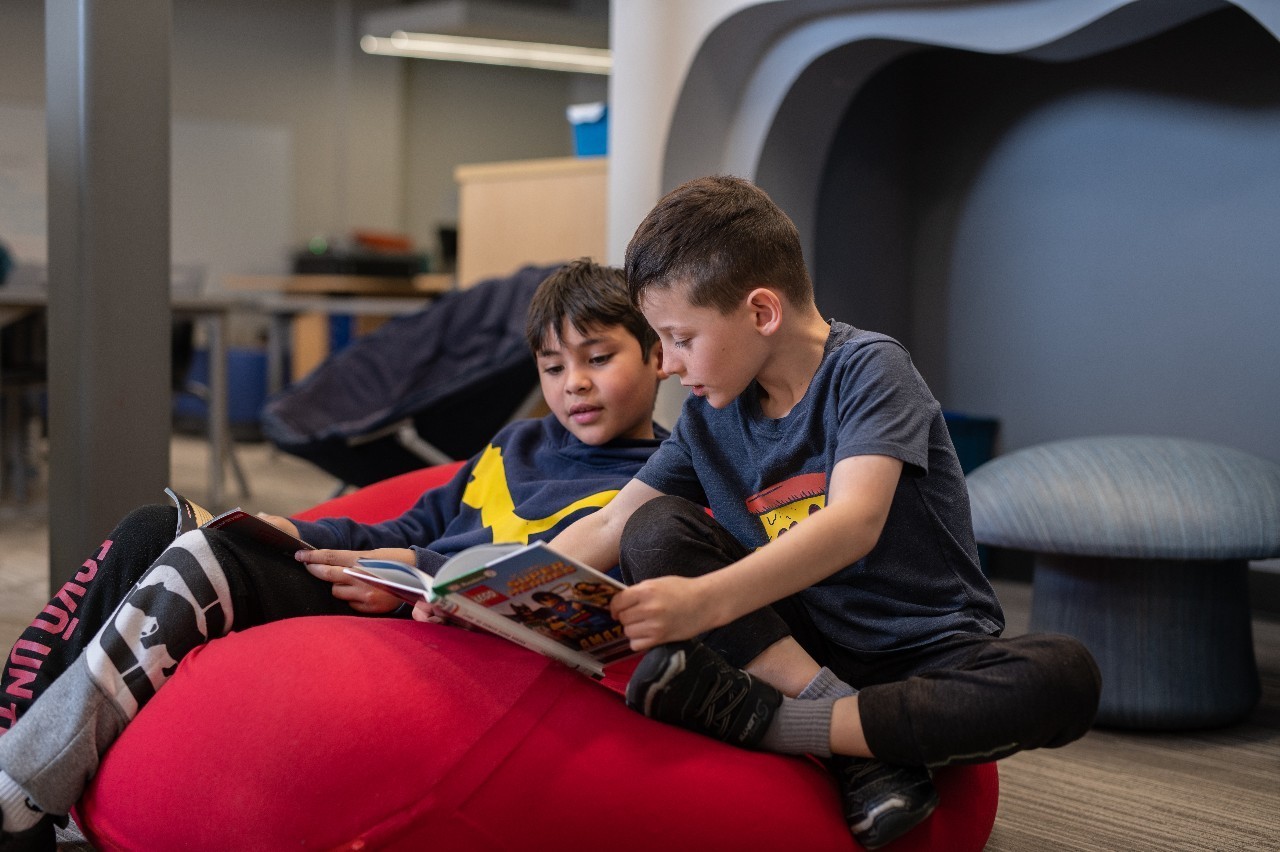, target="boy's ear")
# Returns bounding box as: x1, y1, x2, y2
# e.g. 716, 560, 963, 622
648, 340, 669, 380
745, 287, 783, 336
